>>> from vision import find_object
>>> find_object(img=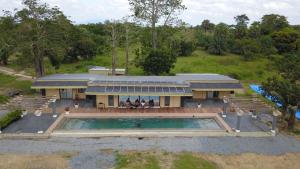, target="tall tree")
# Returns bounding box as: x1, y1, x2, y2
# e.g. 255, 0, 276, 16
201, 19, 215, 32
261, 14, 289, 35
15, 0, 72, 77
0, 12, 16, 65
234, 14, 249, 39
208, 23, 229, 55
262, 53, 300, 129
128, 0, 186, 49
